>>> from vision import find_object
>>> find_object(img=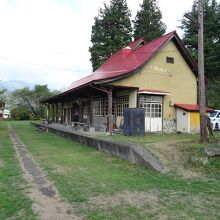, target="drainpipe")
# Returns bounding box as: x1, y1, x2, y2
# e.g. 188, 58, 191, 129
90, 83, 113, 135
